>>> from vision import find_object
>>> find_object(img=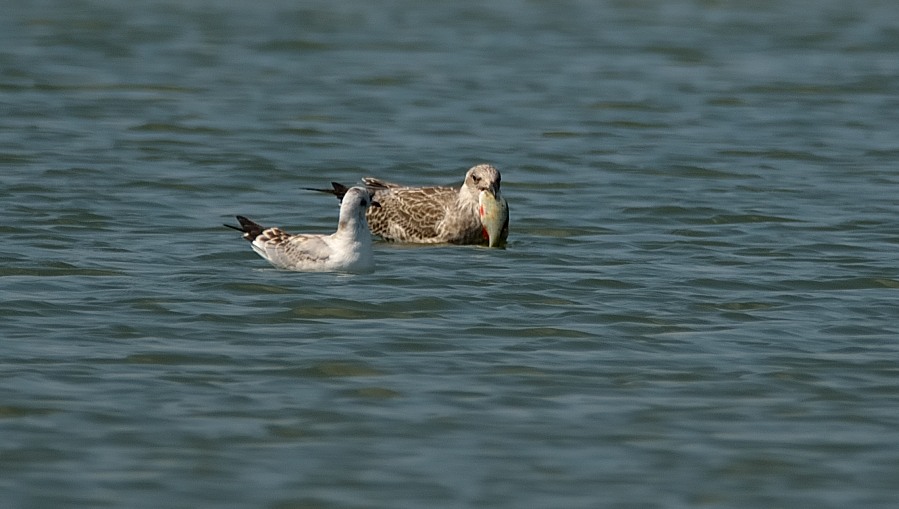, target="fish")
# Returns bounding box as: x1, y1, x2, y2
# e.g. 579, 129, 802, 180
478, 188, 509, 248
